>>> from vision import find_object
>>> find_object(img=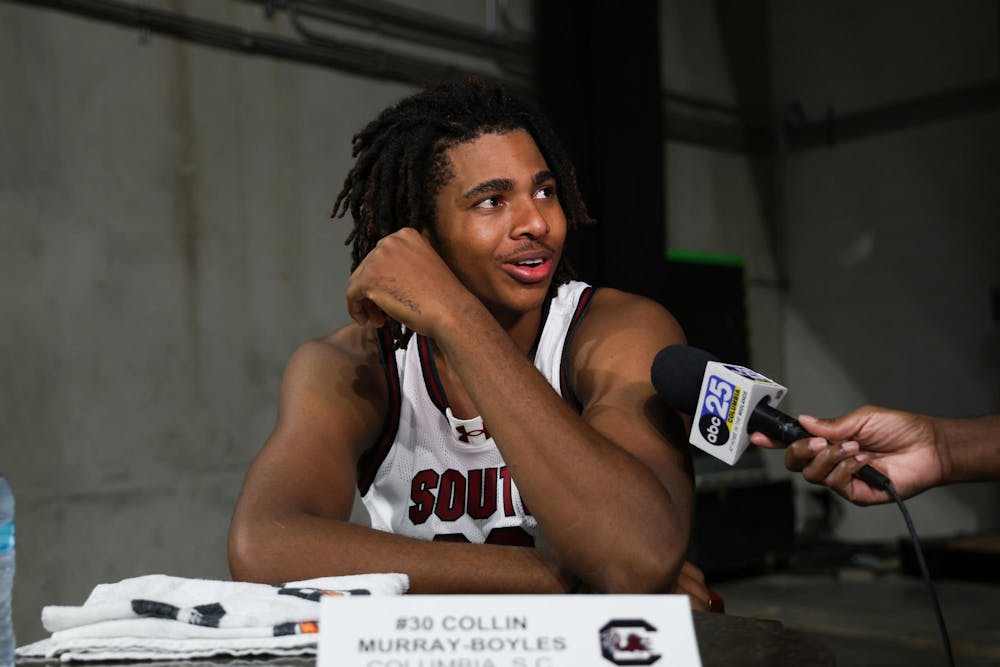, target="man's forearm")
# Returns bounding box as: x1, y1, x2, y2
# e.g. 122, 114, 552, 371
431, 302, 687, 593
230, 510, 574, 593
